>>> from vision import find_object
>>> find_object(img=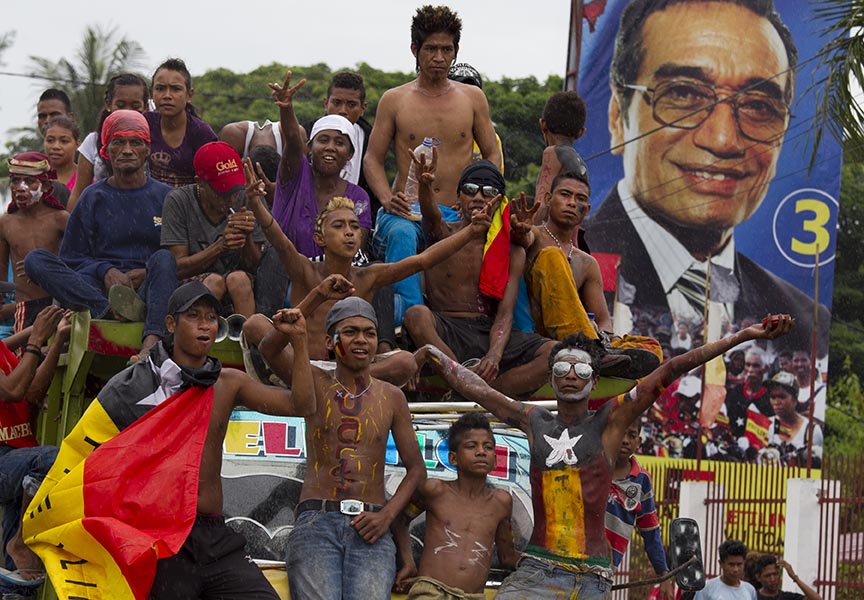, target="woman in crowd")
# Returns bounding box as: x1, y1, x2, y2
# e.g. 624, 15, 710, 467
68, 72, 150, 210
145, 58, 217, 187
42, 116, 80, 190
